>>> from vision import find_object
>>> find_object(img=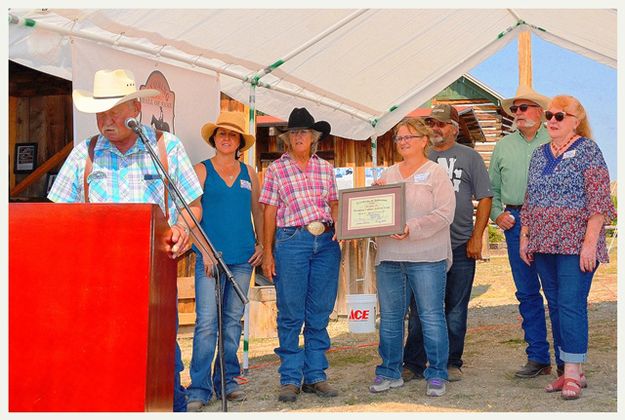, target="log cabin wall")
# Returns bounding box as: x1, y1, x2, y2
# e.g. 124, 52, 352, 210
9, 61, 73, 199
